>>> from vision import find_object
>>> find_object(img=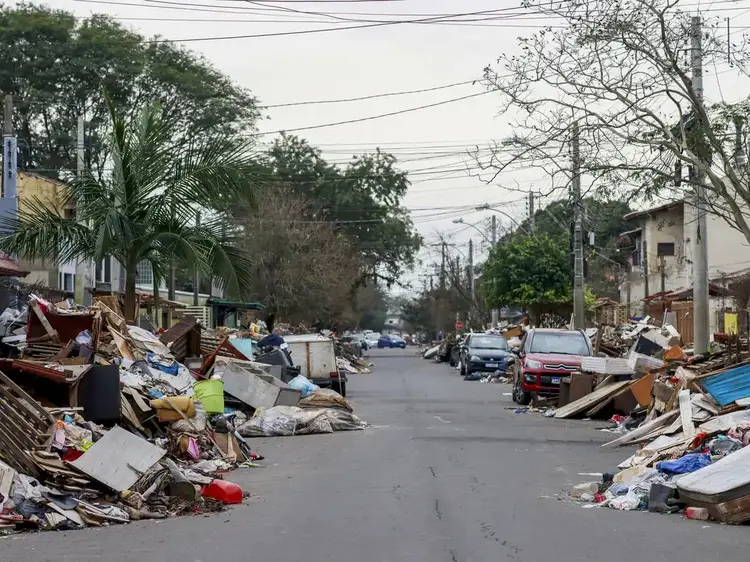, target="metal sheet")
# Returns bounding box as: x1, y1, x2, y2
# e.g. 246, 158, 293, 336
70, 425, 165, 492
700, 364, 750, 407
